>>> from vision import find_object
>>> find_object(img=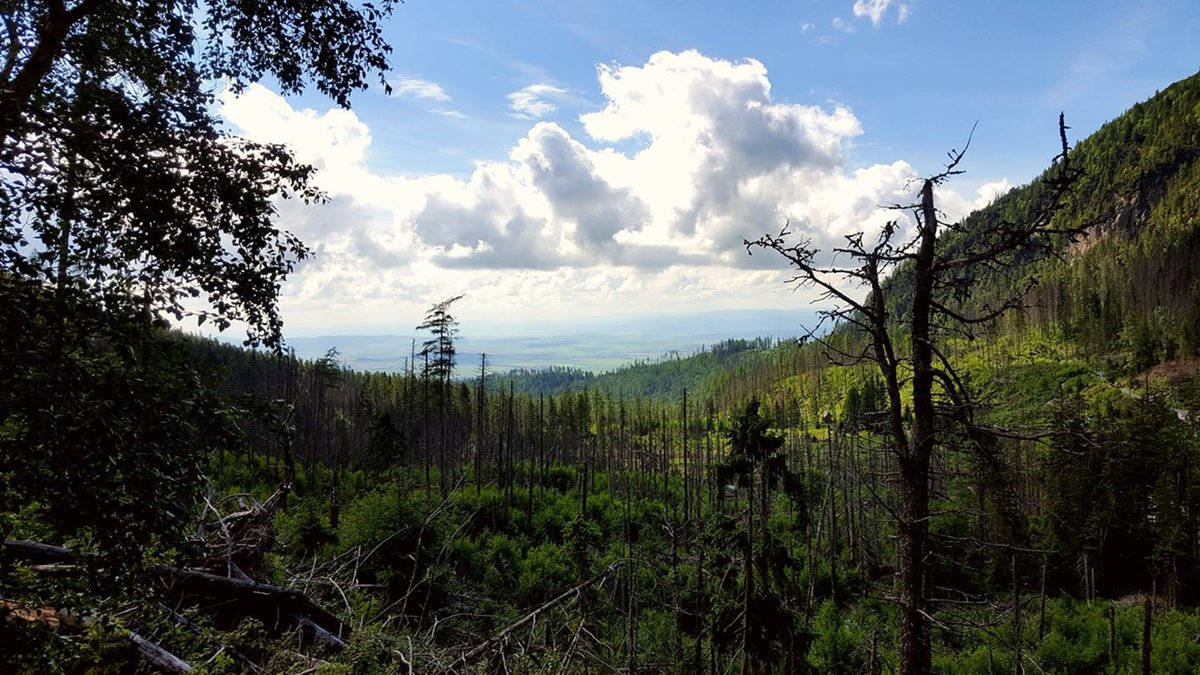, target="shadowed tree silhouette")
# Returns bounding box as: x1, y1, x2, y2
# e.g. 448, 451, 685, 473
745, 116, 1083, 673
